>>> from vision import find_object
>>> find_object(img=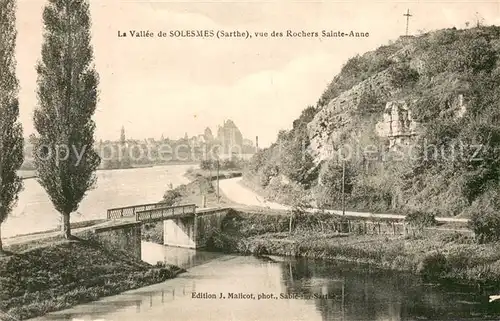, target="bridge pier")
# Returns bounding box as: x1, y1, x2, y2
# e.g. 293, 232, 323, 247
163, 208, 230, 249
163, 217, 197, 248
